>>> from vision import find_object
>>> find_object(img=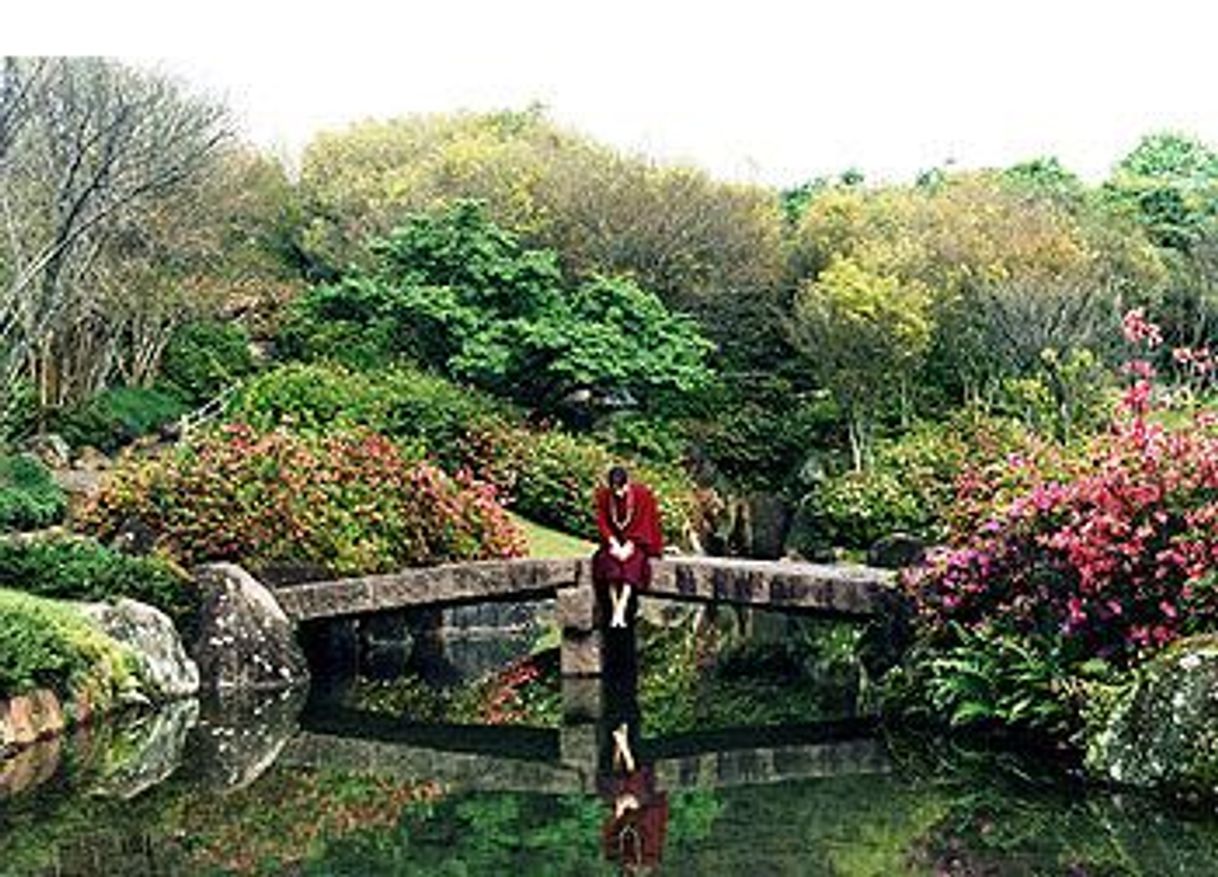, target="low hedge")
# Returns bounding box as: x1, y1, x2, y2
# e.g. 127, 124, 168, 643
0, 537, 193, 626
0, 454, 67, 532
56, 387, 187, 453
233, 362, 706, 545
231, 362, 518, 479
